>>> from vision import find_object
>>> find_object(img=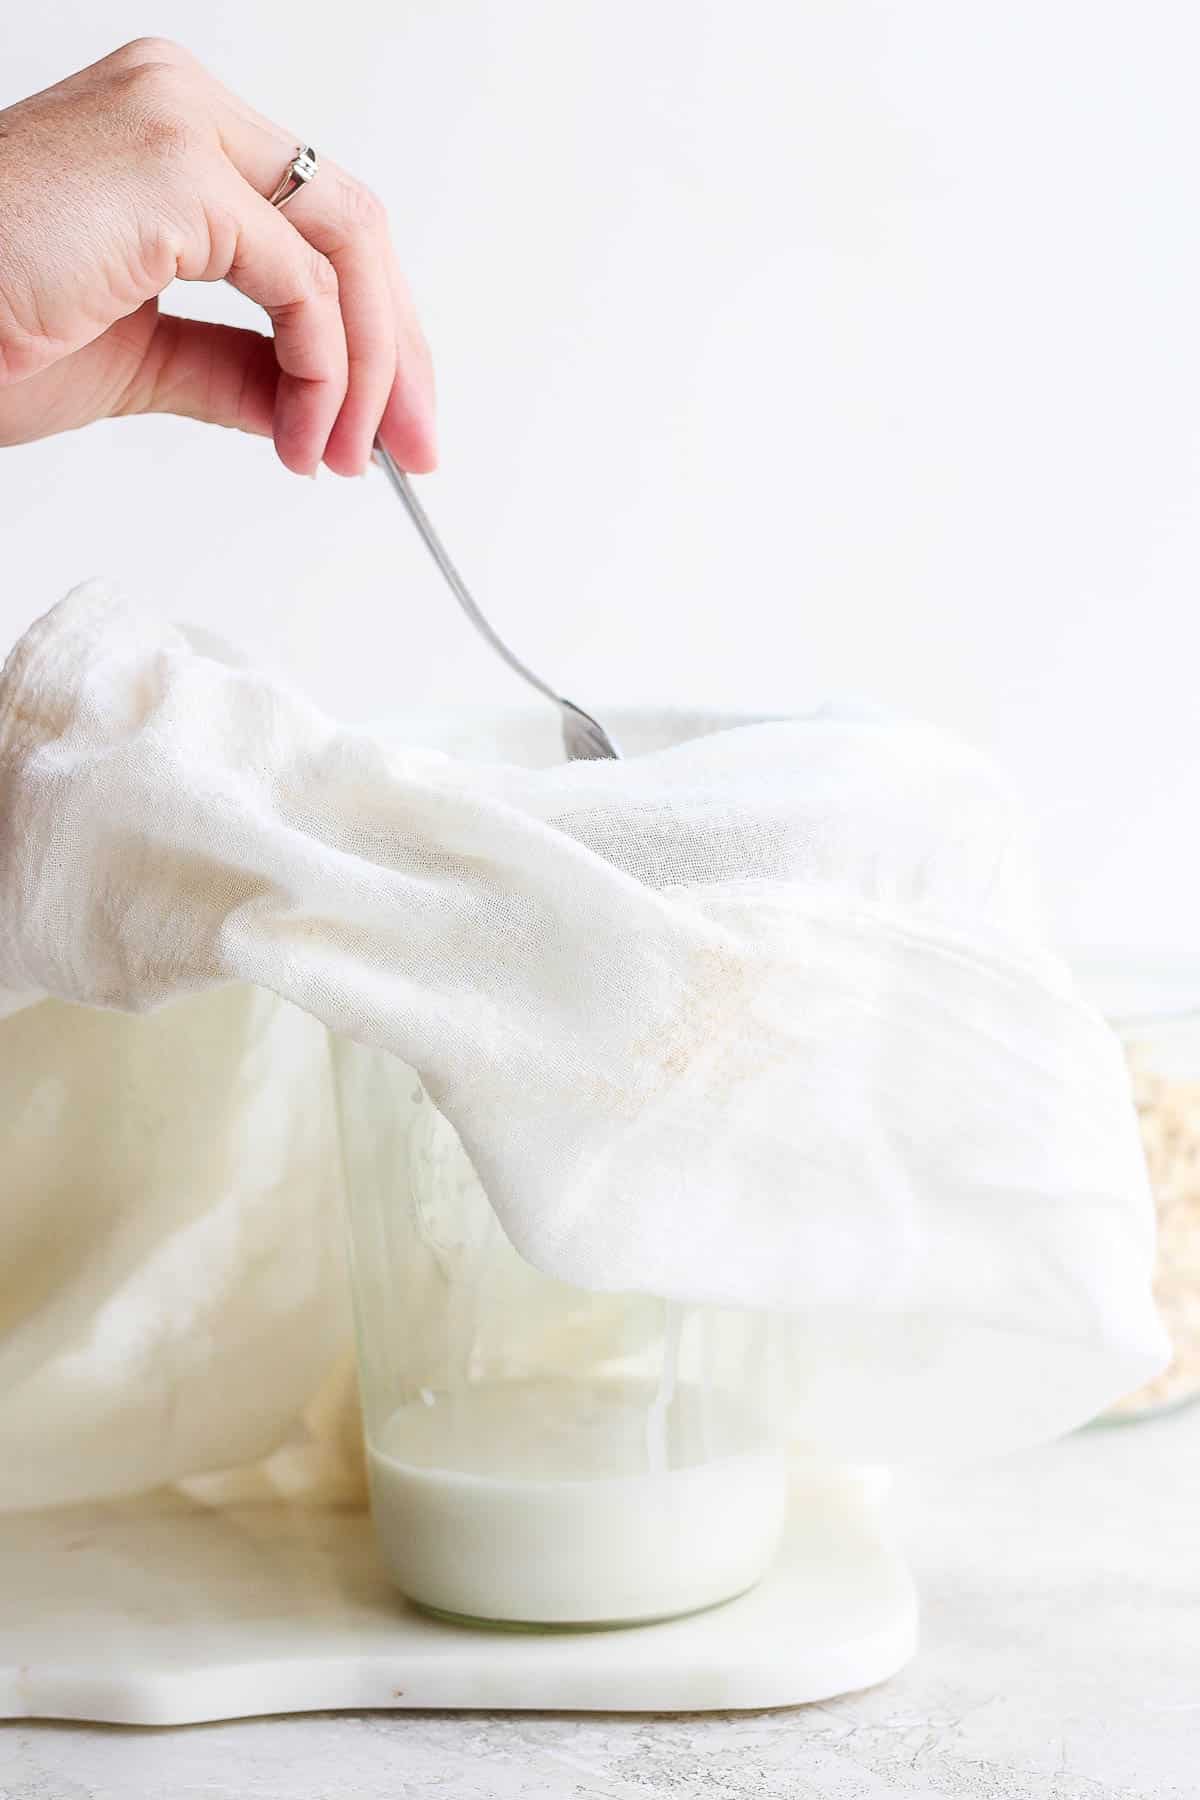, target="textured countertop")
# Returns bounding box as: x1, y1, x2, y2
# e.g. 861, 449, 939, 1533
2, 1407, 1196, 1799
